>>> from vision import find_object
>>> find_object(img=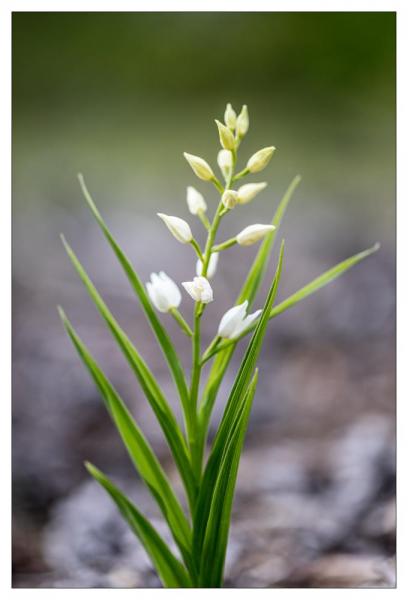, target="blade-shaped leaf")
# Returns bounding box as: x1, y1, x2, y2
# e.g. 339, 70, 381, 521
77, 175, 193, 440
269, 243, 380, 320
199, 176, 299, 434
86, 463, 192, 588
198, 370, 258, 587
59, 308, 192, 566
238, 174, 301, 307
61, 235, 197, 508
193, 242, 284, 559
